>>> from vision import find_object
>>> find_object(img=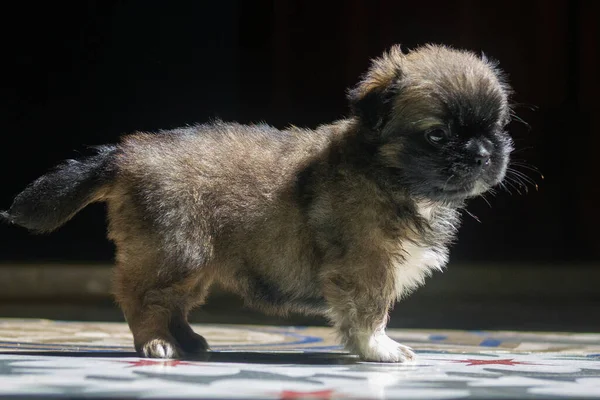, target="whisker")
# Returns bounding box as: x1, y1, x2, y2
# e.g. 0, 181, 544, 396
507, 168, 539, 190
510, 159, 538, 165
511, 102, 538, 112
507, 169, 534, 184
498, 181, 513, 195
506, 173, 530, 193
480, 193, 492, 208
463, 209, 481, 223
510, 162, 544, 179
503, 178, 523, 195
509, 113, 531, 130
510, 146, 535, 155
442, 174, 456, 191
510, 171, 538, 188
